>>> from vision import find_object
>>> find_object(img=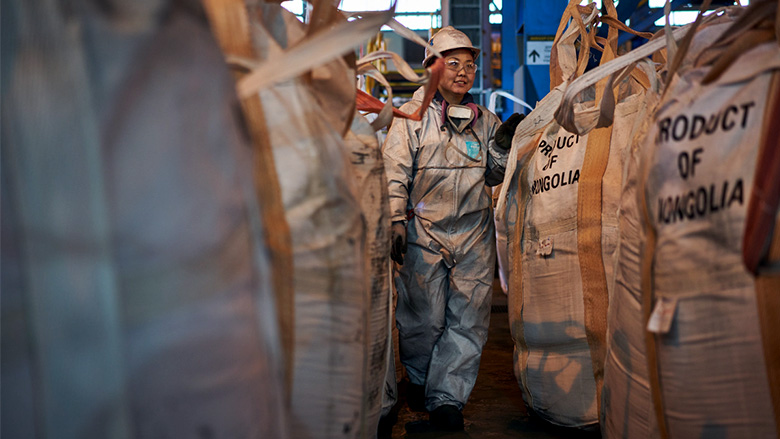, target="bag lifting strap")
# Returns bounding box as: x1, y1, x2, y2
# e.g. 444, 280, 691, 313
577, 125, 613, 416
201, 0, 295, 403
550, 0, 598, 90
639, 141, 667, 439
745, 71, 780, 437
640, 218, 668, 439
355, 24, 444, 129
755, 228, 780, 438
355, 59, 442, 123
509, 132, 545, 405
576, 0, 621, 416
